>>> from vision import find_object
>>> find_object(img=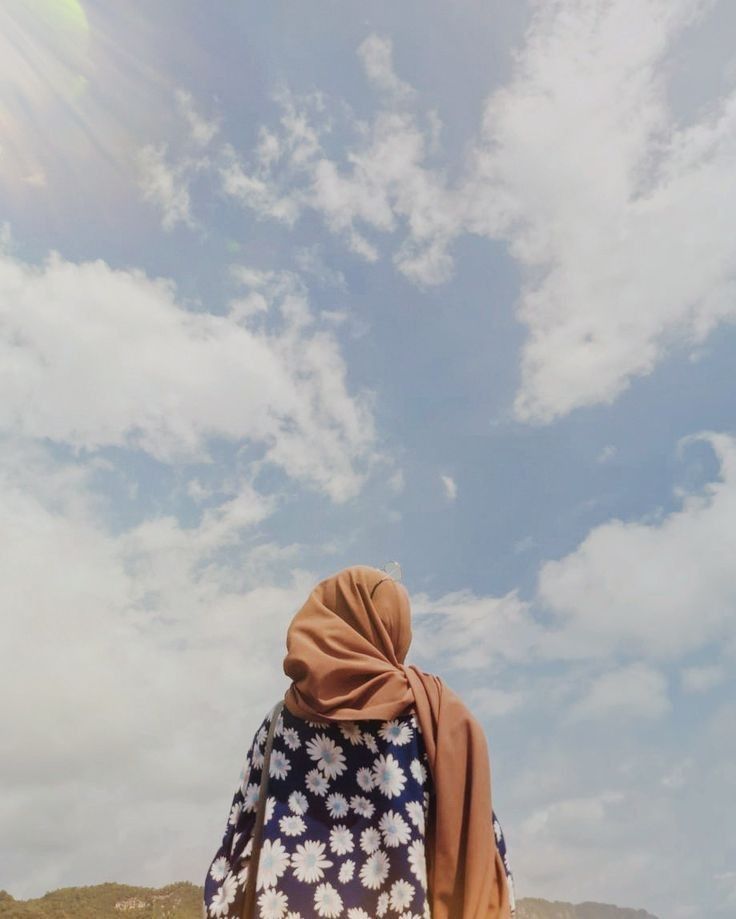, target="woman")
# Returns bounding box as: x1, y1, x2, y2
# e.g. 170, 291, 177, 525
204, 565, 517, 918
